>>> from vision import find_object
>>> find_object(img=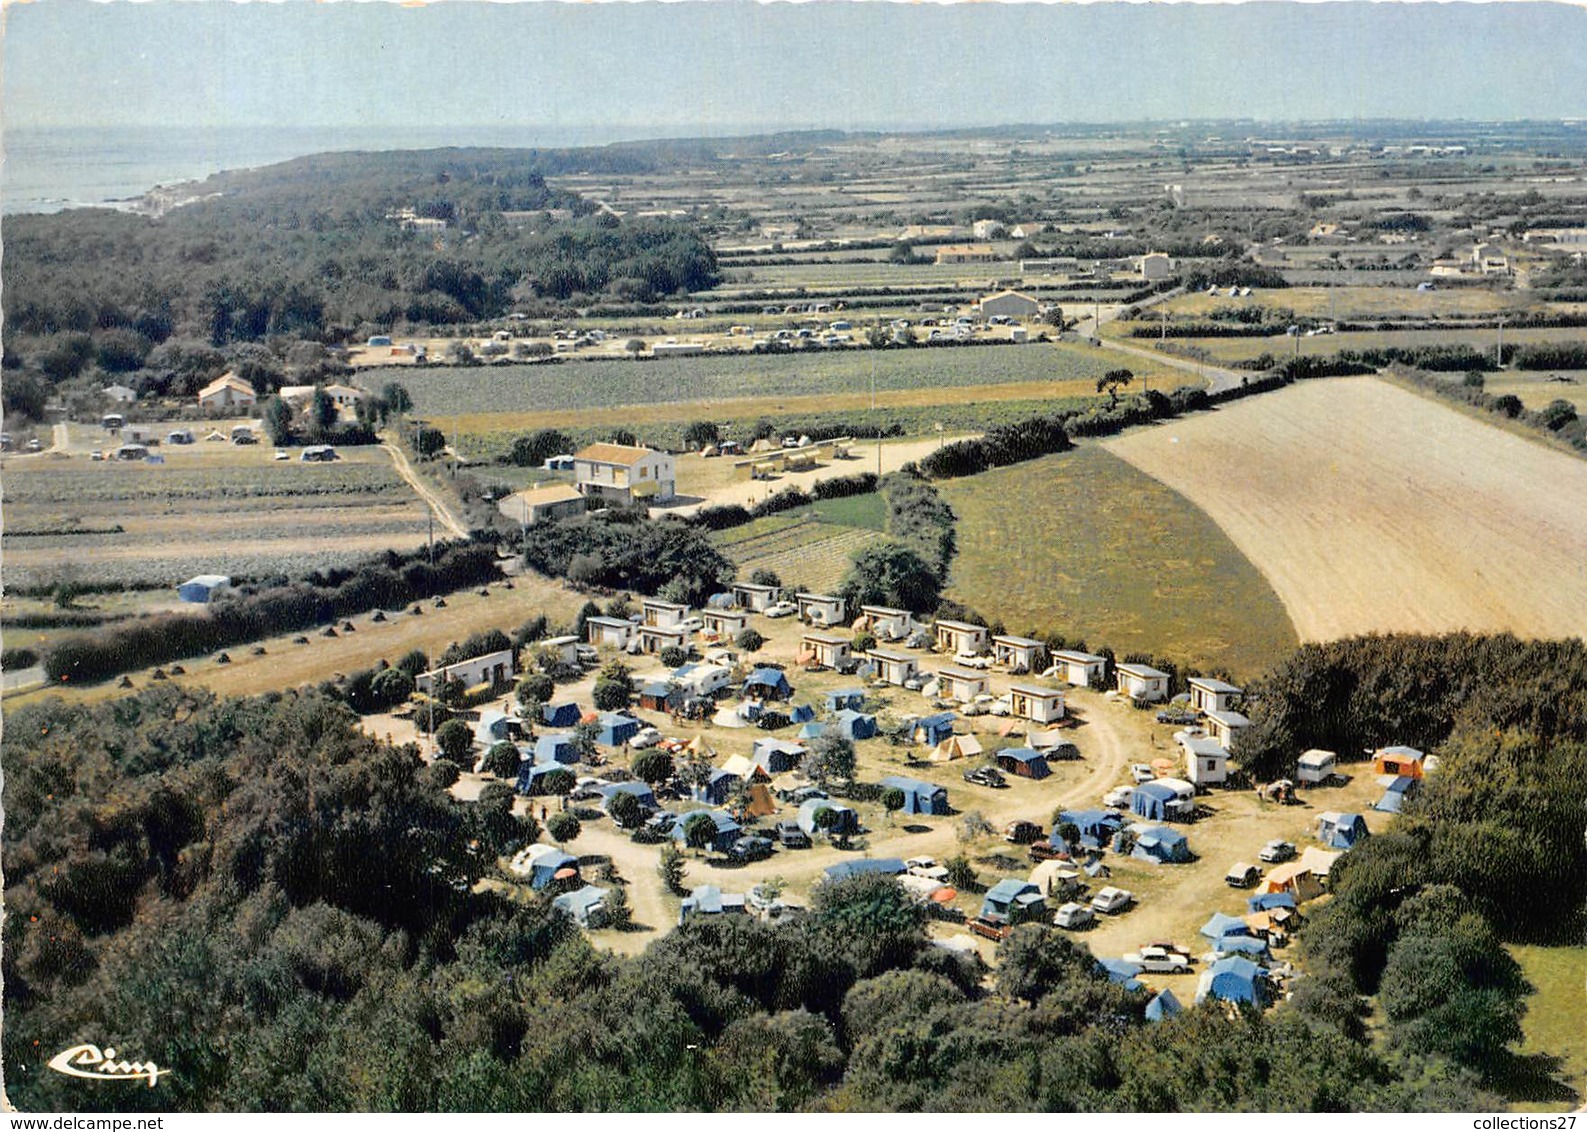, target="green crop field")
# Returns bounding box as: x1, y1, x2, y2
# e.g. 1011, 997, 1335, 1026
713, 511, 890, 593
939, 446, 1298, 679
1112, 324, 1587, 366
384, 341, 1155, 419
1504, 945, 1587, 1112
